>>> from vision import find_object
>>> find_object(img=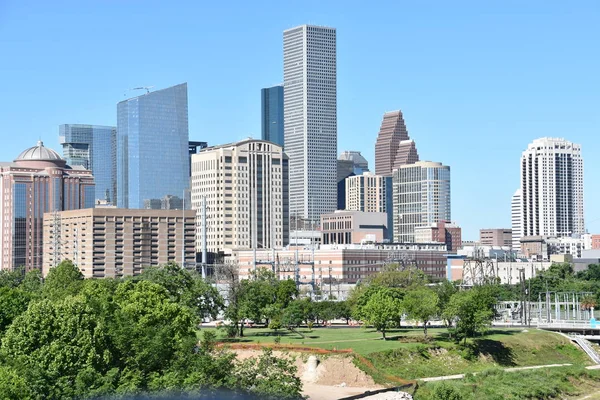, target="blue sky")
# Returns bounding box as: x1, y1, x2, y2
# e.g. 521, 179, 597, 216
1, 0, 598, 240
